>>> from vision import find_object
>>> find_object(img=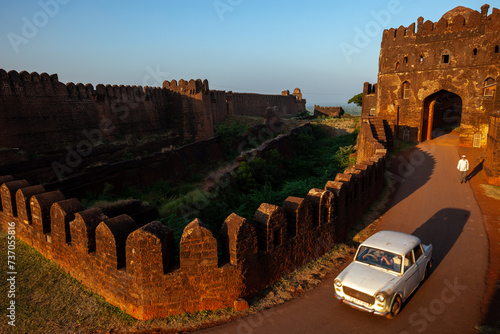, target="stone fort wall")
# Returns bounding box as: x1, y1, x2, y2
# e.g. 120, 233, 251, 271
0, 69, 306, 154
362, 3, 500, 182
0, 138, 386, 320
370, 4, 499, 146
